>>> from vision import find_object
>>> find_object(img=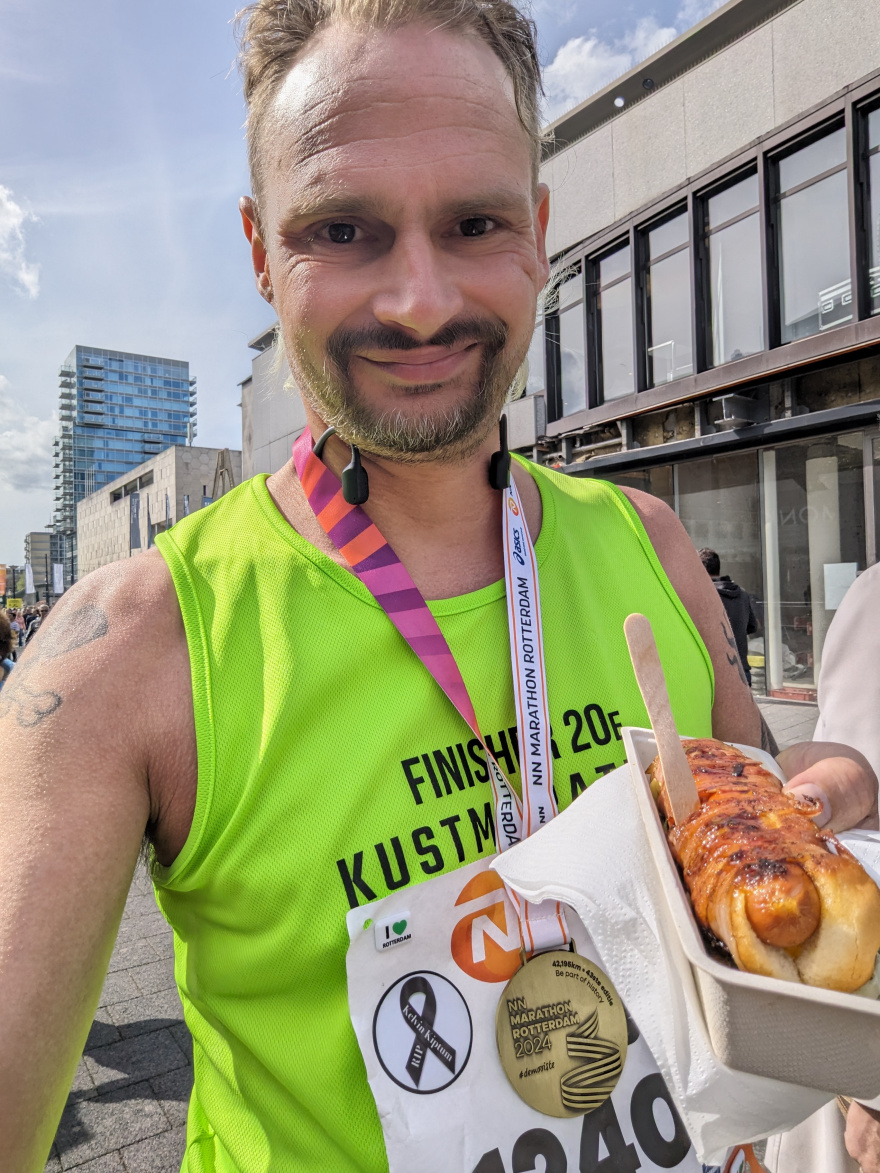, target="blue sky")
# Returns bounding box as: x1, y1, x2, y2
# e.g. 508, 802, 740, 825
0, 0, 723, 562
